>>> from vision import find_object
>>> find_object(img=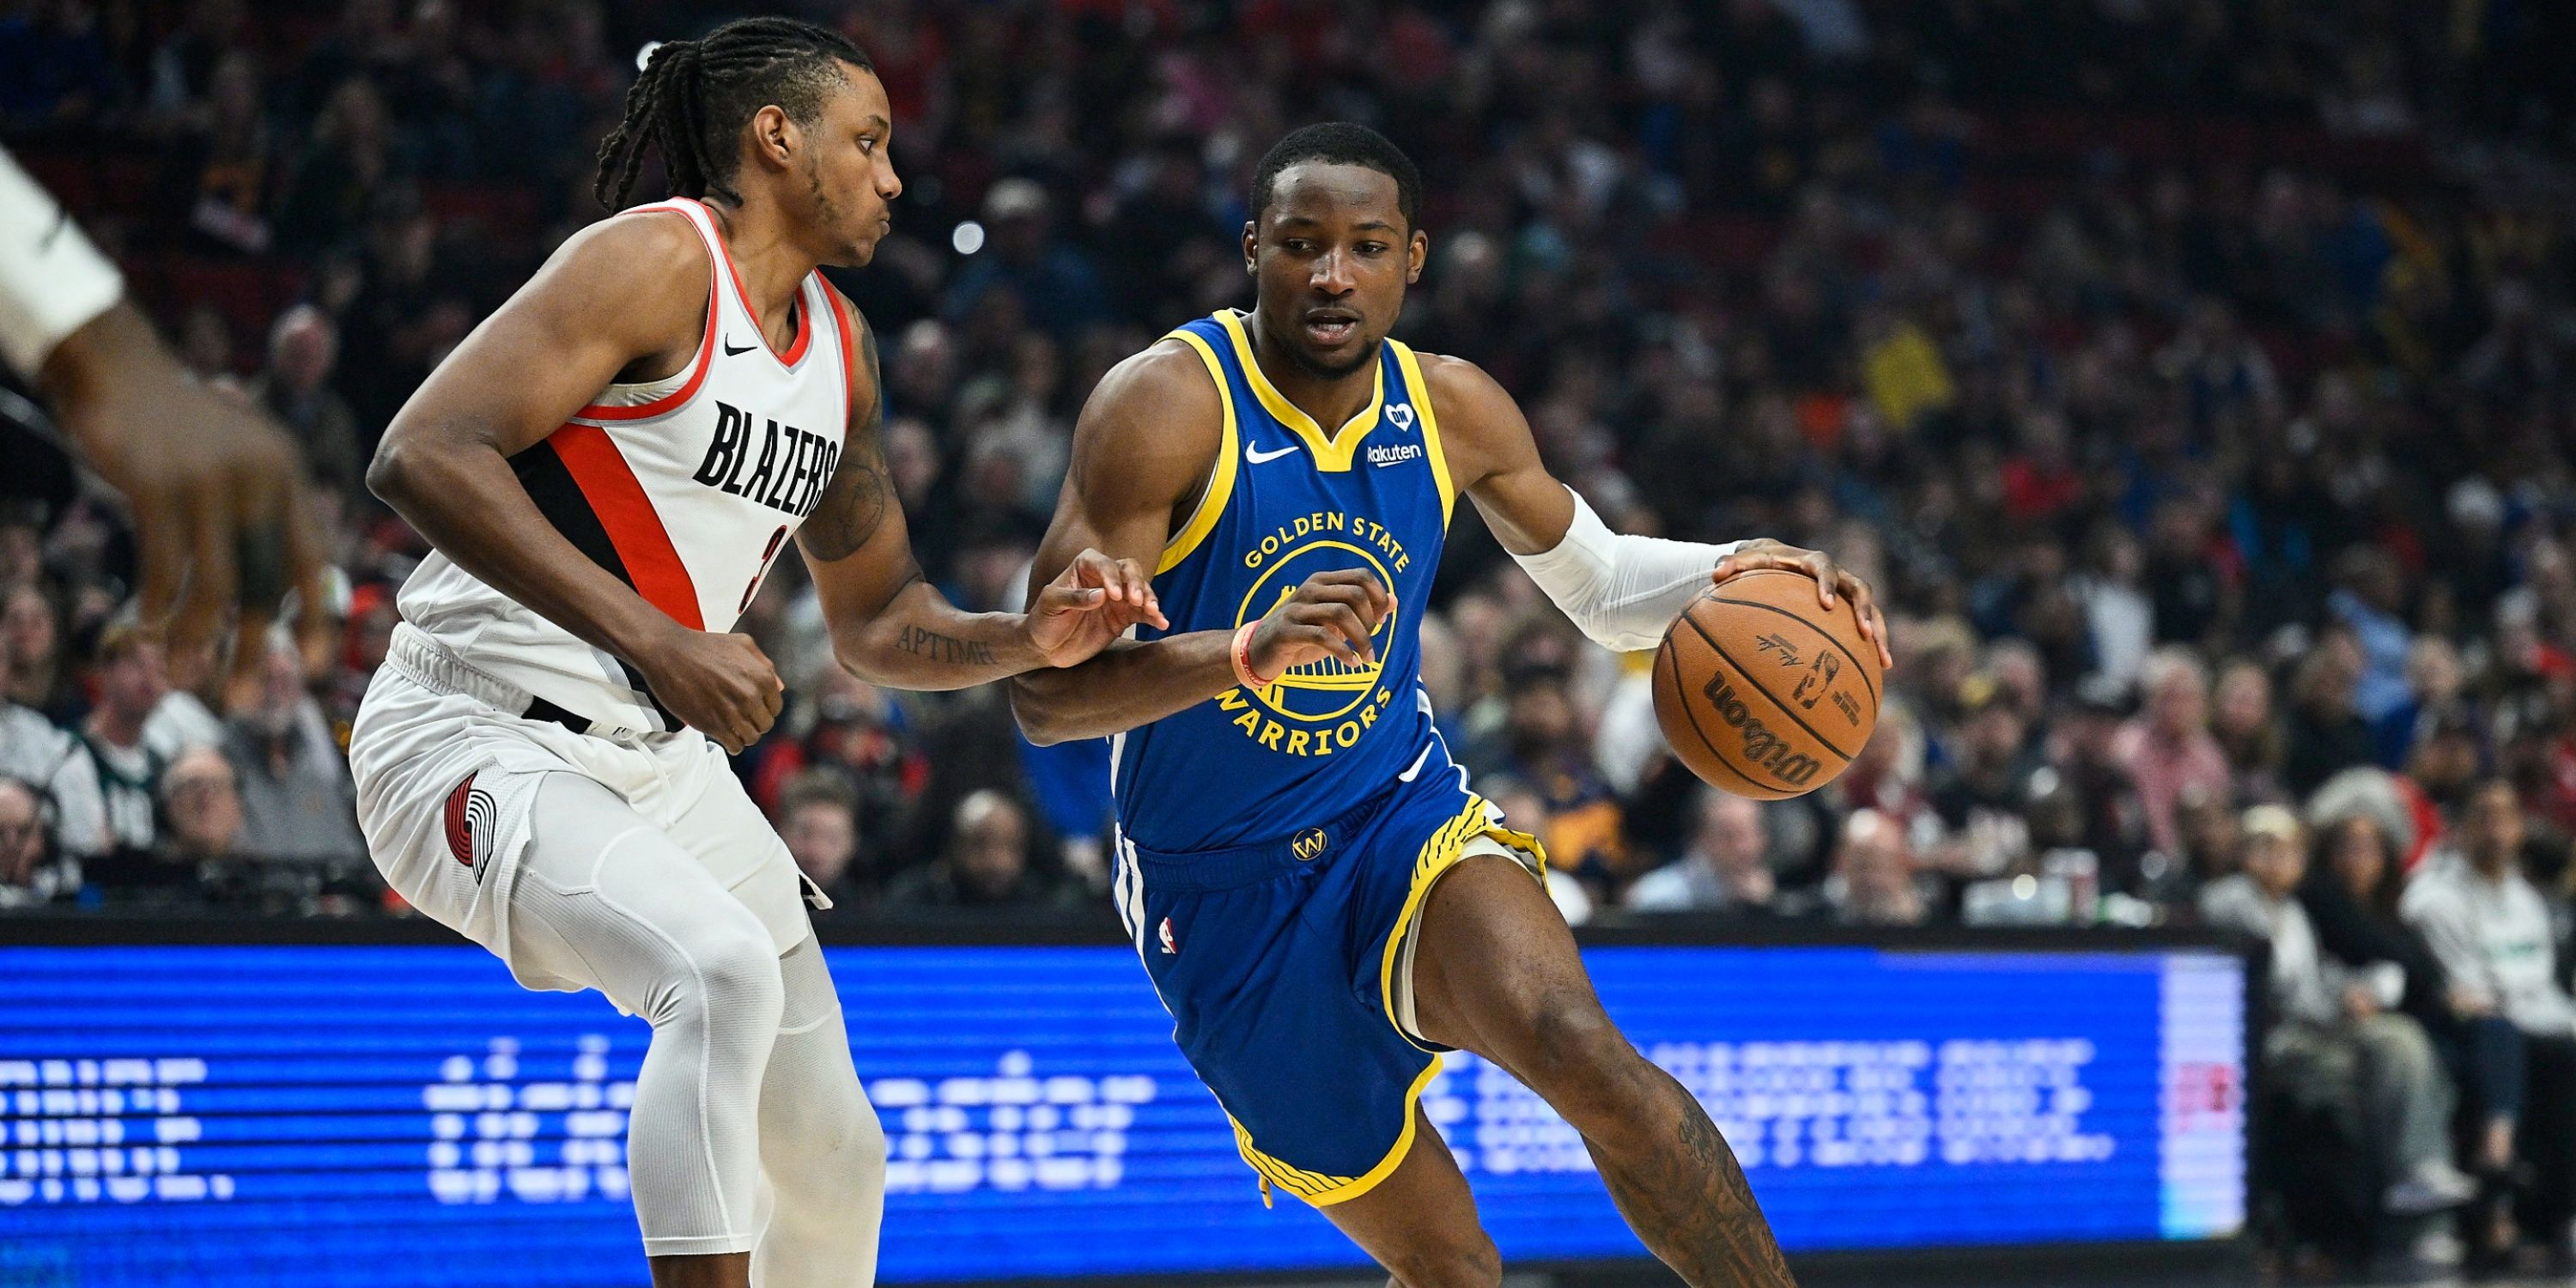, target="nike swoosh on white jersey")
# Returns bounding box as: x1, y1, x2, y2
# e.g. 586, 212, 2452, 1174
1244, 441, 1298, 465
